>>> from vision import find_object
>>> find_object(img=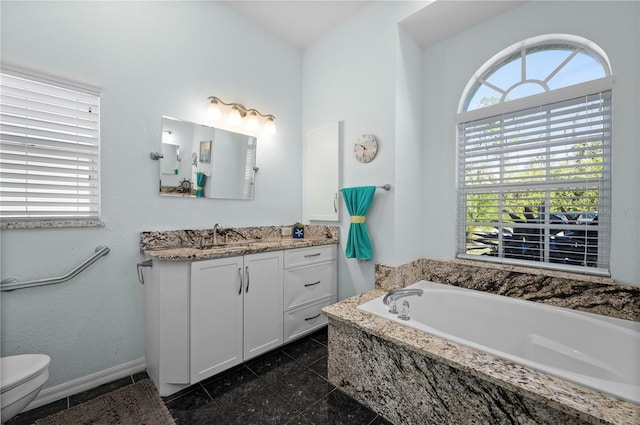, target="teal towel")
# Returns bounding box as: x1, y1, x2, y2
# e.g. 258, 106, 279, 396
341, 186, 376, 260
195, 172, 206, 198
